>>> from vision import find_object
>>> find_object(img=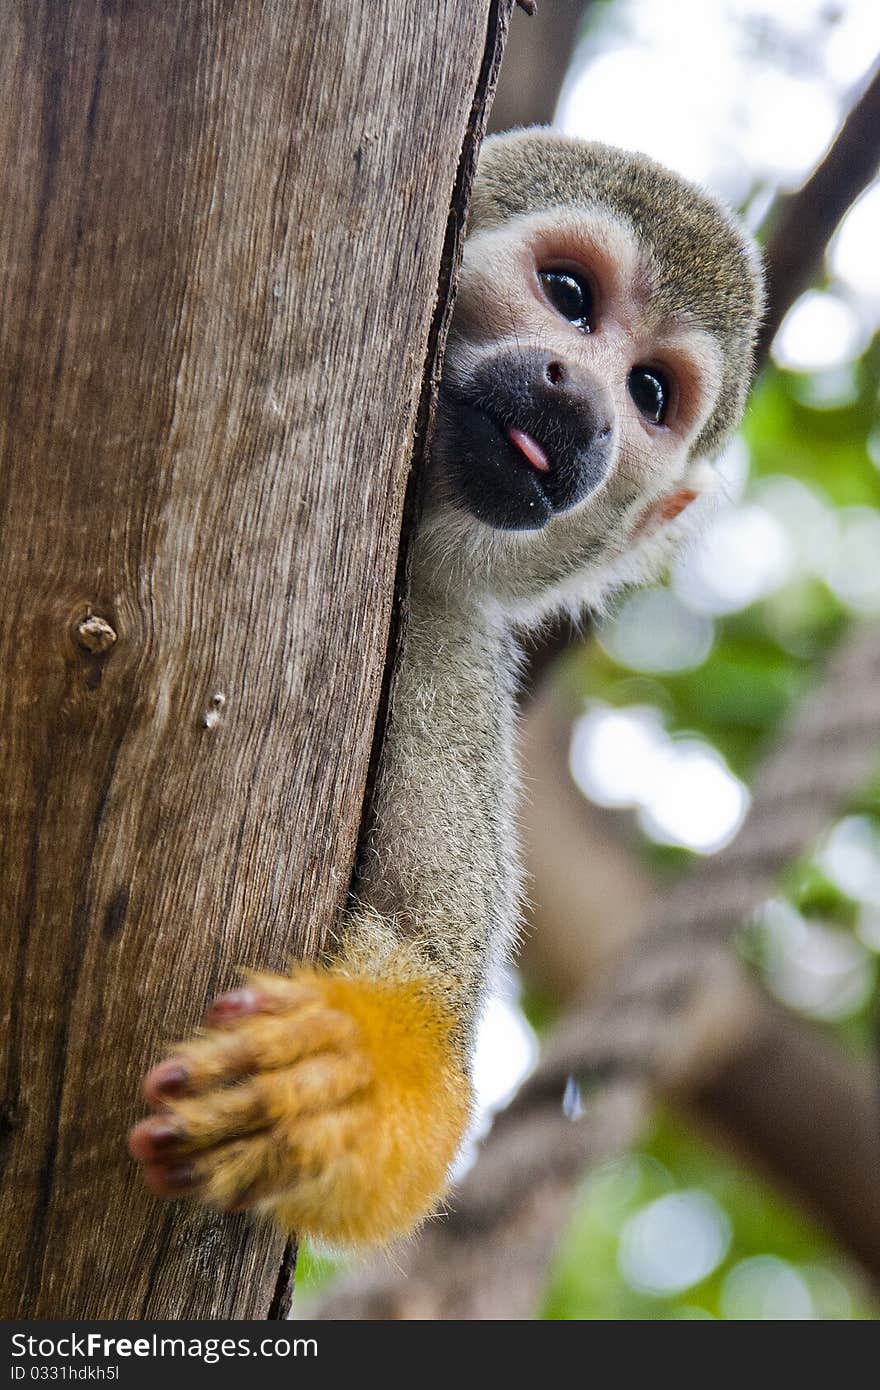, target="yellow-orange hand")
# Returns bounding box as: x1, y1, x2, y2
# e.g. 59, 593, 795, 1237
129, 968, 471, 1247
